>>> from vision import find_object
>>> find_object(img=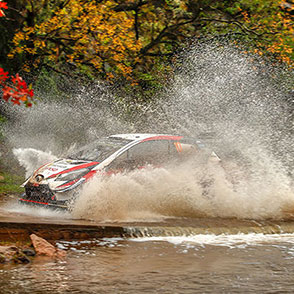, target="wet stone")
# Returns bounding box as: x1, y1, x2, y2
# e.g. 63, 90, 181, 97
0, 253, 6, 263
0, 245, 31, 264
22, 248, 36, 257
12, 252, 31, 264
30, 234, 66, 259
